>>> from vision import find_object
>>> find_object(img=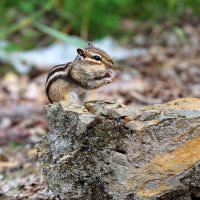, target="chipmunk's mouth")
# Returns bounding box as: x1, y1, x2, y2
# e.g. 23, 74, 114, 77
93, 71, 112, 81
